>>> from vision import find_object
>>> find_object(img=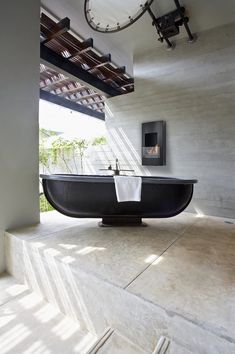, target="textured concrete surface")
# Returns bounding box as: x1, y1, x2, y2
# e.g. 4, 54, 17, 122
0, 275, 150, 354
8, 211, 96, 240
105, 22, 235, 219
96, 330, 147, 354
13, 221, 181, 288
128, 216, 235, 341
5, 211, 235, 353
0, 274, 98, 354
